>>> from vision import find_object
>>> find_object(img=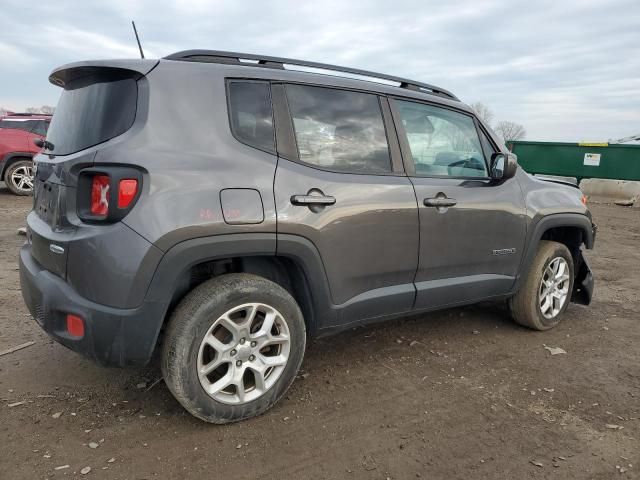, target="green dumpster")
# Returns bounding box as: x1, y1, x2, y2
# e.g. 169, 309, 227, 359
507, 141, 640, 183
